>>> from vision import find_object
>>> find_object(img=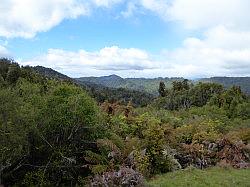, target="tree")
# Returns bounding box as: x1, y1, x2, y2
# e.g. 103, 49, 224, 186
182, 79, 190, 90
0, 74, 4, 87
0, 58, 12, 79
159, 81, 166, 97
6, 63, 20, 85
